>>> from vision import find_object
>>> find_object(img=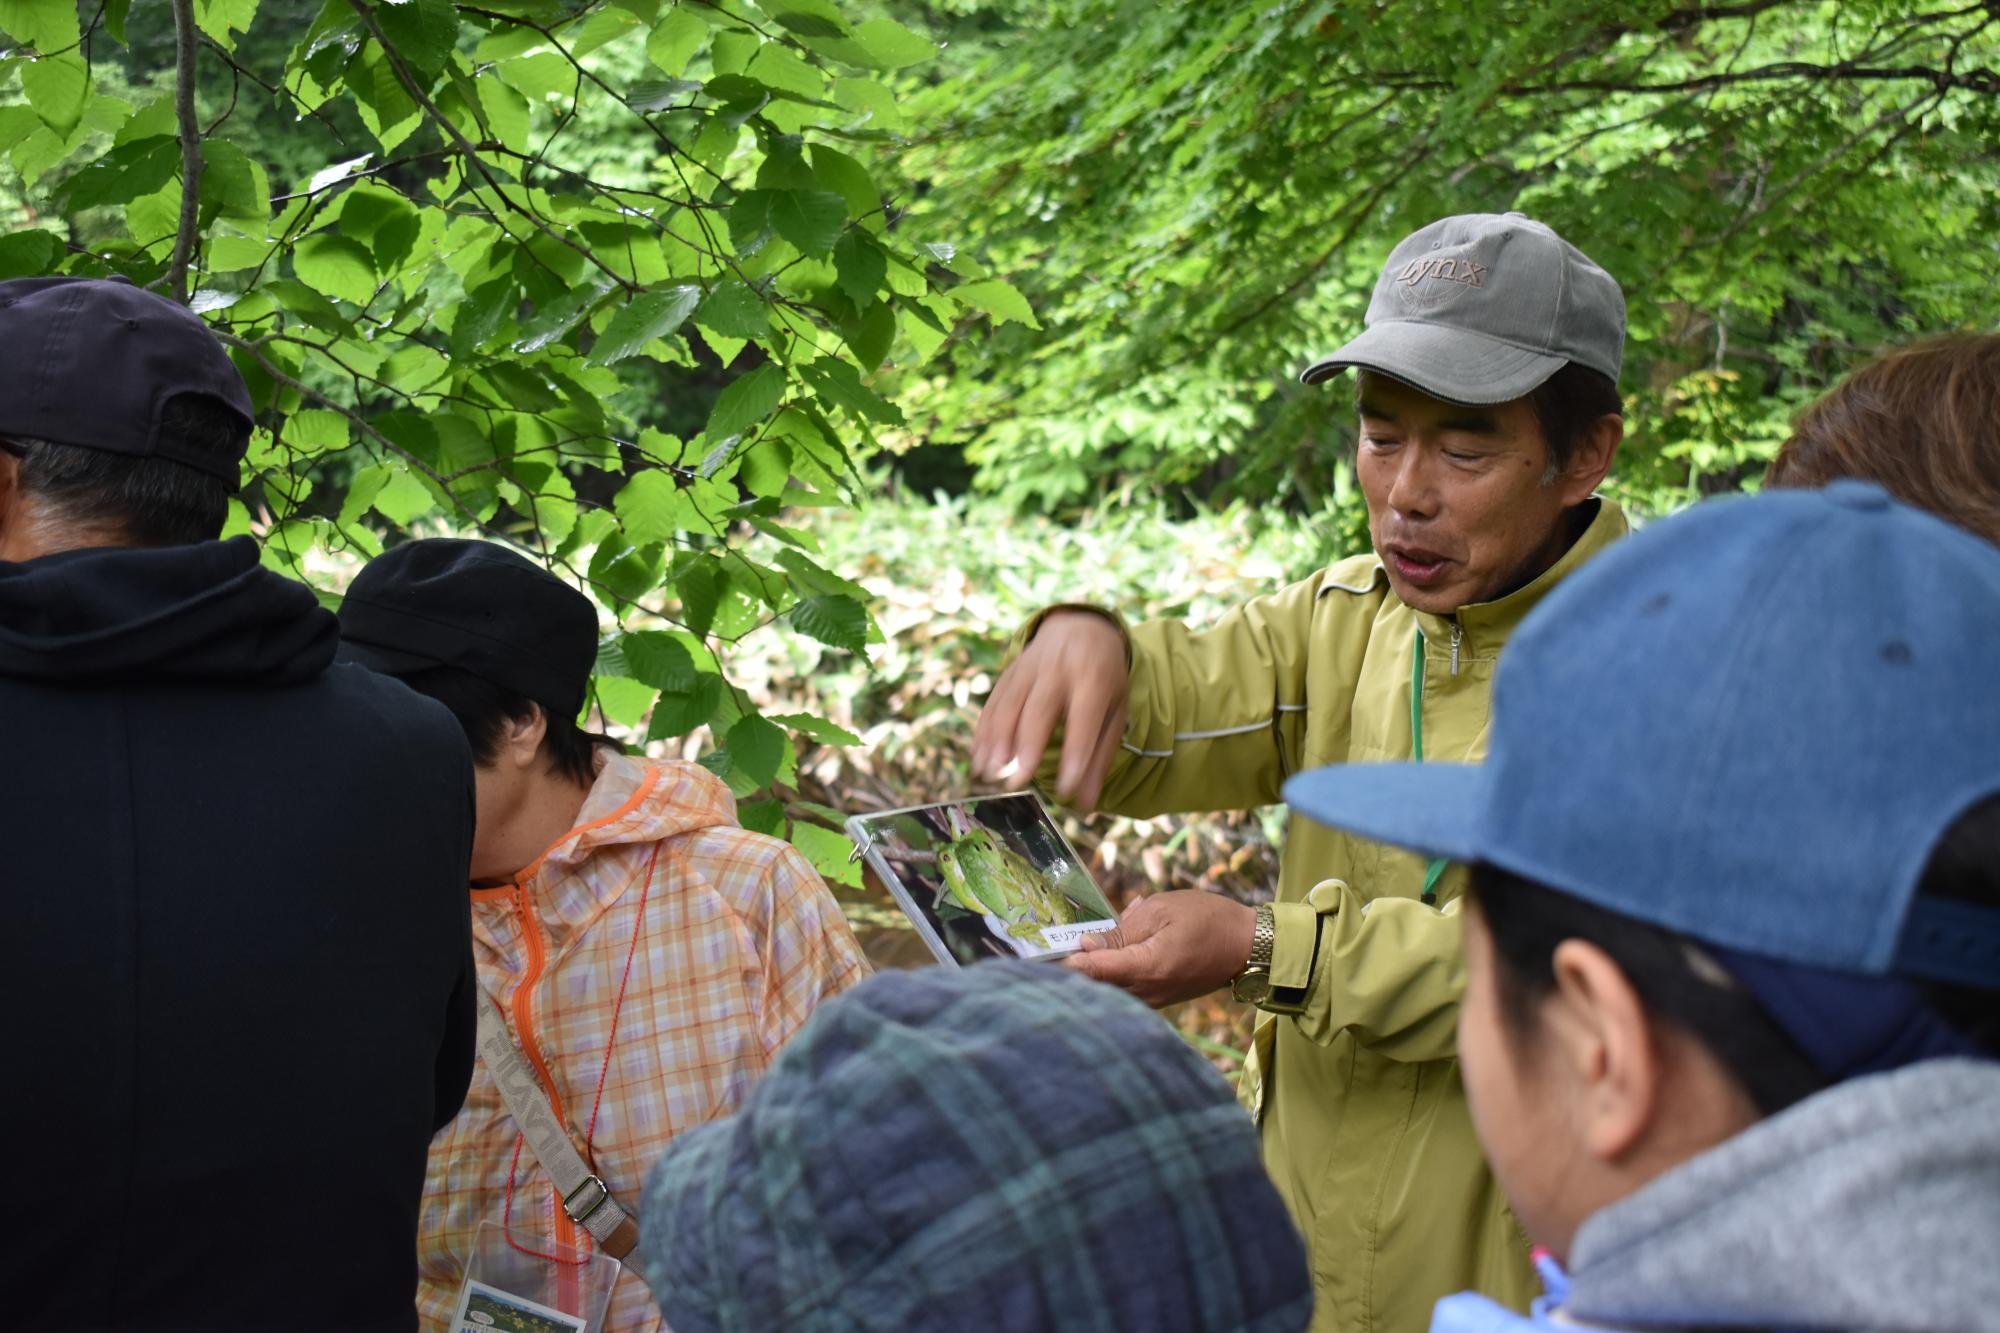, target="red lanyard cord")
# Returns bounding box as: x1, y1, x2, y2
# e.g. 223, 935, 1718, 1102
501, 840, 661, 1264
